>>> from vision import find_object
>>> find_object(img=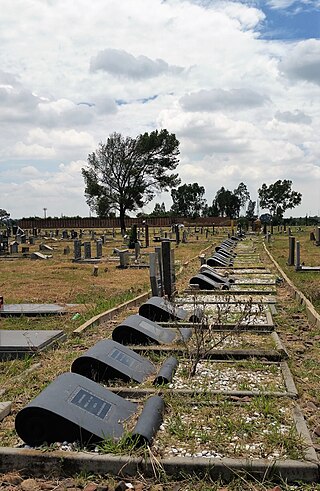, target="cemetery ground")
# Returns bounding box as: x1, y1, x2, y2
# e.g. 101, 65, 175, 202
0, 228, 320, 490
